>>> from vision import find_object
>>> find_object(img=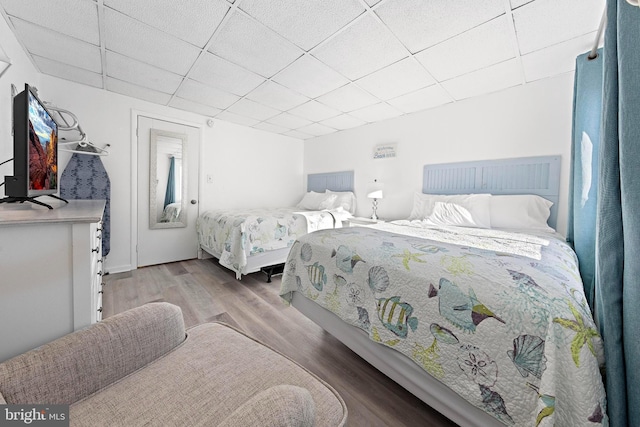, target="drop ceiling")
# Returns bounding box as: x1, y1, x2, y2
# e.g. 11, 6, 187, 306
0, 0, 604, 139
